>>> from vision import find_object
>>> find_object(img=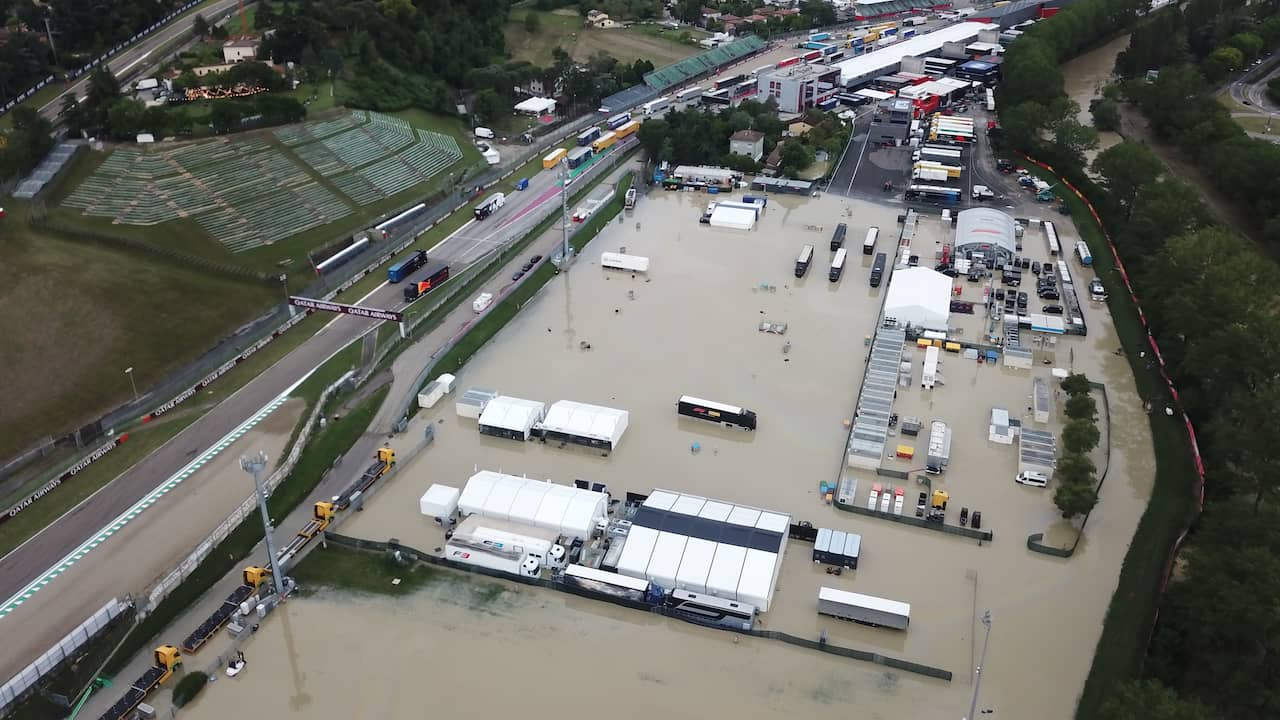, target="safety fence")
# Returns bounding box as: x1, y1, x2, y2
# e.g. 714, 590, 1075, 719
1026, 380, 1112, 558
0, 0, 206, 117
0, 598, 131, 715
322, 533, 953, 682
139, 370, 353, 619
833, 496, 994, 542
